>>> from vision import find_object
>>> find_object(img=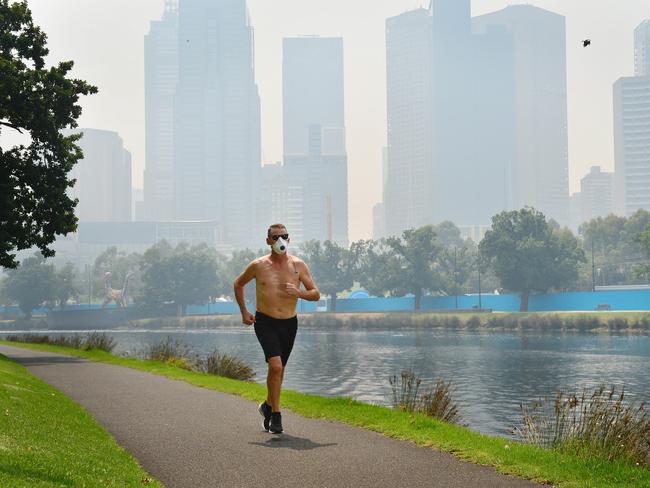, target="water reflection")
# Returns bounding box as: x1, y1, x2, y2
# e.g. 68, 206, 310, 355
2, 327, 648, 436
